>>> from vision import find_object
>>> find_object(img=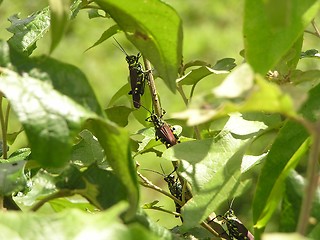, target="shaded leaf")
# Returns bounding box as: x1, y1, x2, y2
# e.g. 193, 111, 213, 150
105, 106, 134, 127
86, 118, 139, 220
0, 160, 27, 196
0, 40, 11, 67
95, 0, 183, 92
71, 130, 104, 167
49, 0, 70, 53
